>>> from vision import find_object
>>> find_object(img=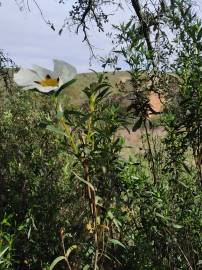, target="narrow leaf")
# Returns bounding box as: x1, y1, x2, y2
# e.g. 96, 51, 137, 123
132, 117, 143, 132
46, 125, 67, 137
156, 212, 167, 221
172, 224, 183, 229
197, 27, 202, 40
108, 239, 126, 249
49, 256, 66, 270
55, 79, 76, 97
197, 260, 202, 265
65, 245, 77, 258
0, 247, 9, 258
73, 172, 95, 192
